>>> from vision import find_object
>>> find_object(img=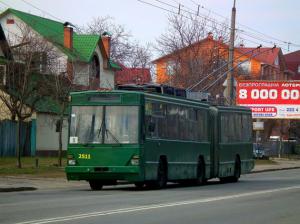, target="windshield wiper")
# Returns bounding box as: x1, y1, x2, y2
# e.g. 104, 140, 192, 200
105, 128, 121, 144
97, 119, 104, 139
